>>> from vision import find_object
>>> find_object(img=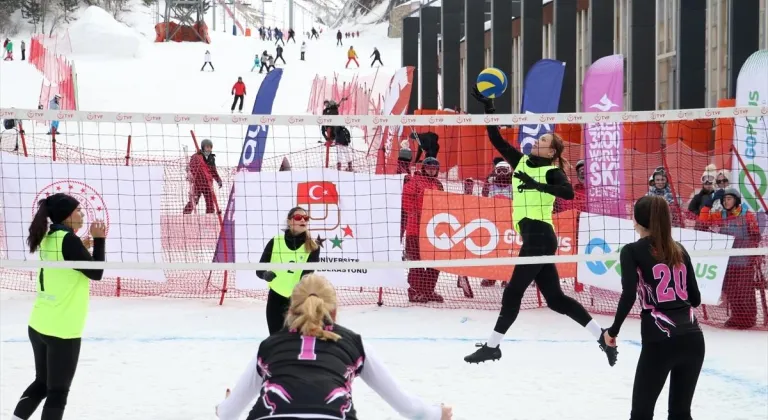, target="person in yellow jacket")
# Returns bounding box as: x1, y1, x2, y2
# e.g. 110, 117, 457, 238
13, 193, 106, 420
345, 46, 359, 68
256, 206, 321, 334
